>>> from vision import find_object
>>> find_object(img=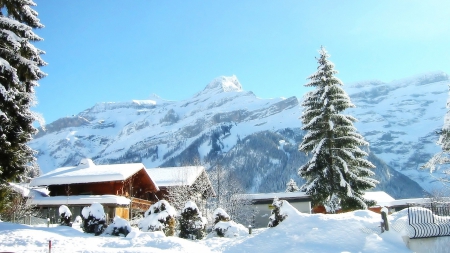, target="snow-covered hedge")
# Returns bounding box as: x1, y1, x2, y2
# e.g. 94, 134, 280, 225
81, 202, 106, 236
104, 216, 131, 237
268, 198, 287, 227
179, 201, 207, 240
58, 205, 72, 226
138, 200, 176, 236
